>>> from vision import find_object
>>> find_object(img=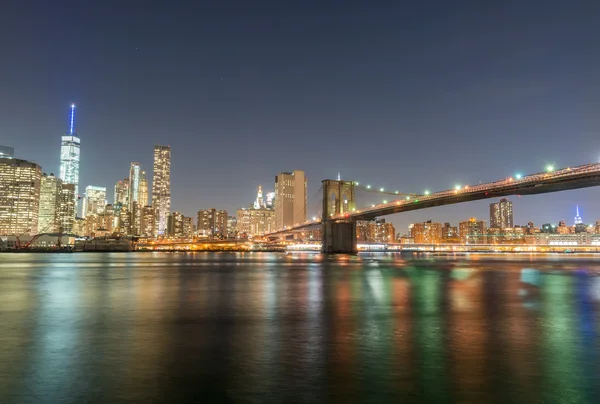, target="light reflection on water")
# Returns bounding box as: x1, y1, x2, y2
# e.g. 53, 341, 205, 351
0, 252, 600, 403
